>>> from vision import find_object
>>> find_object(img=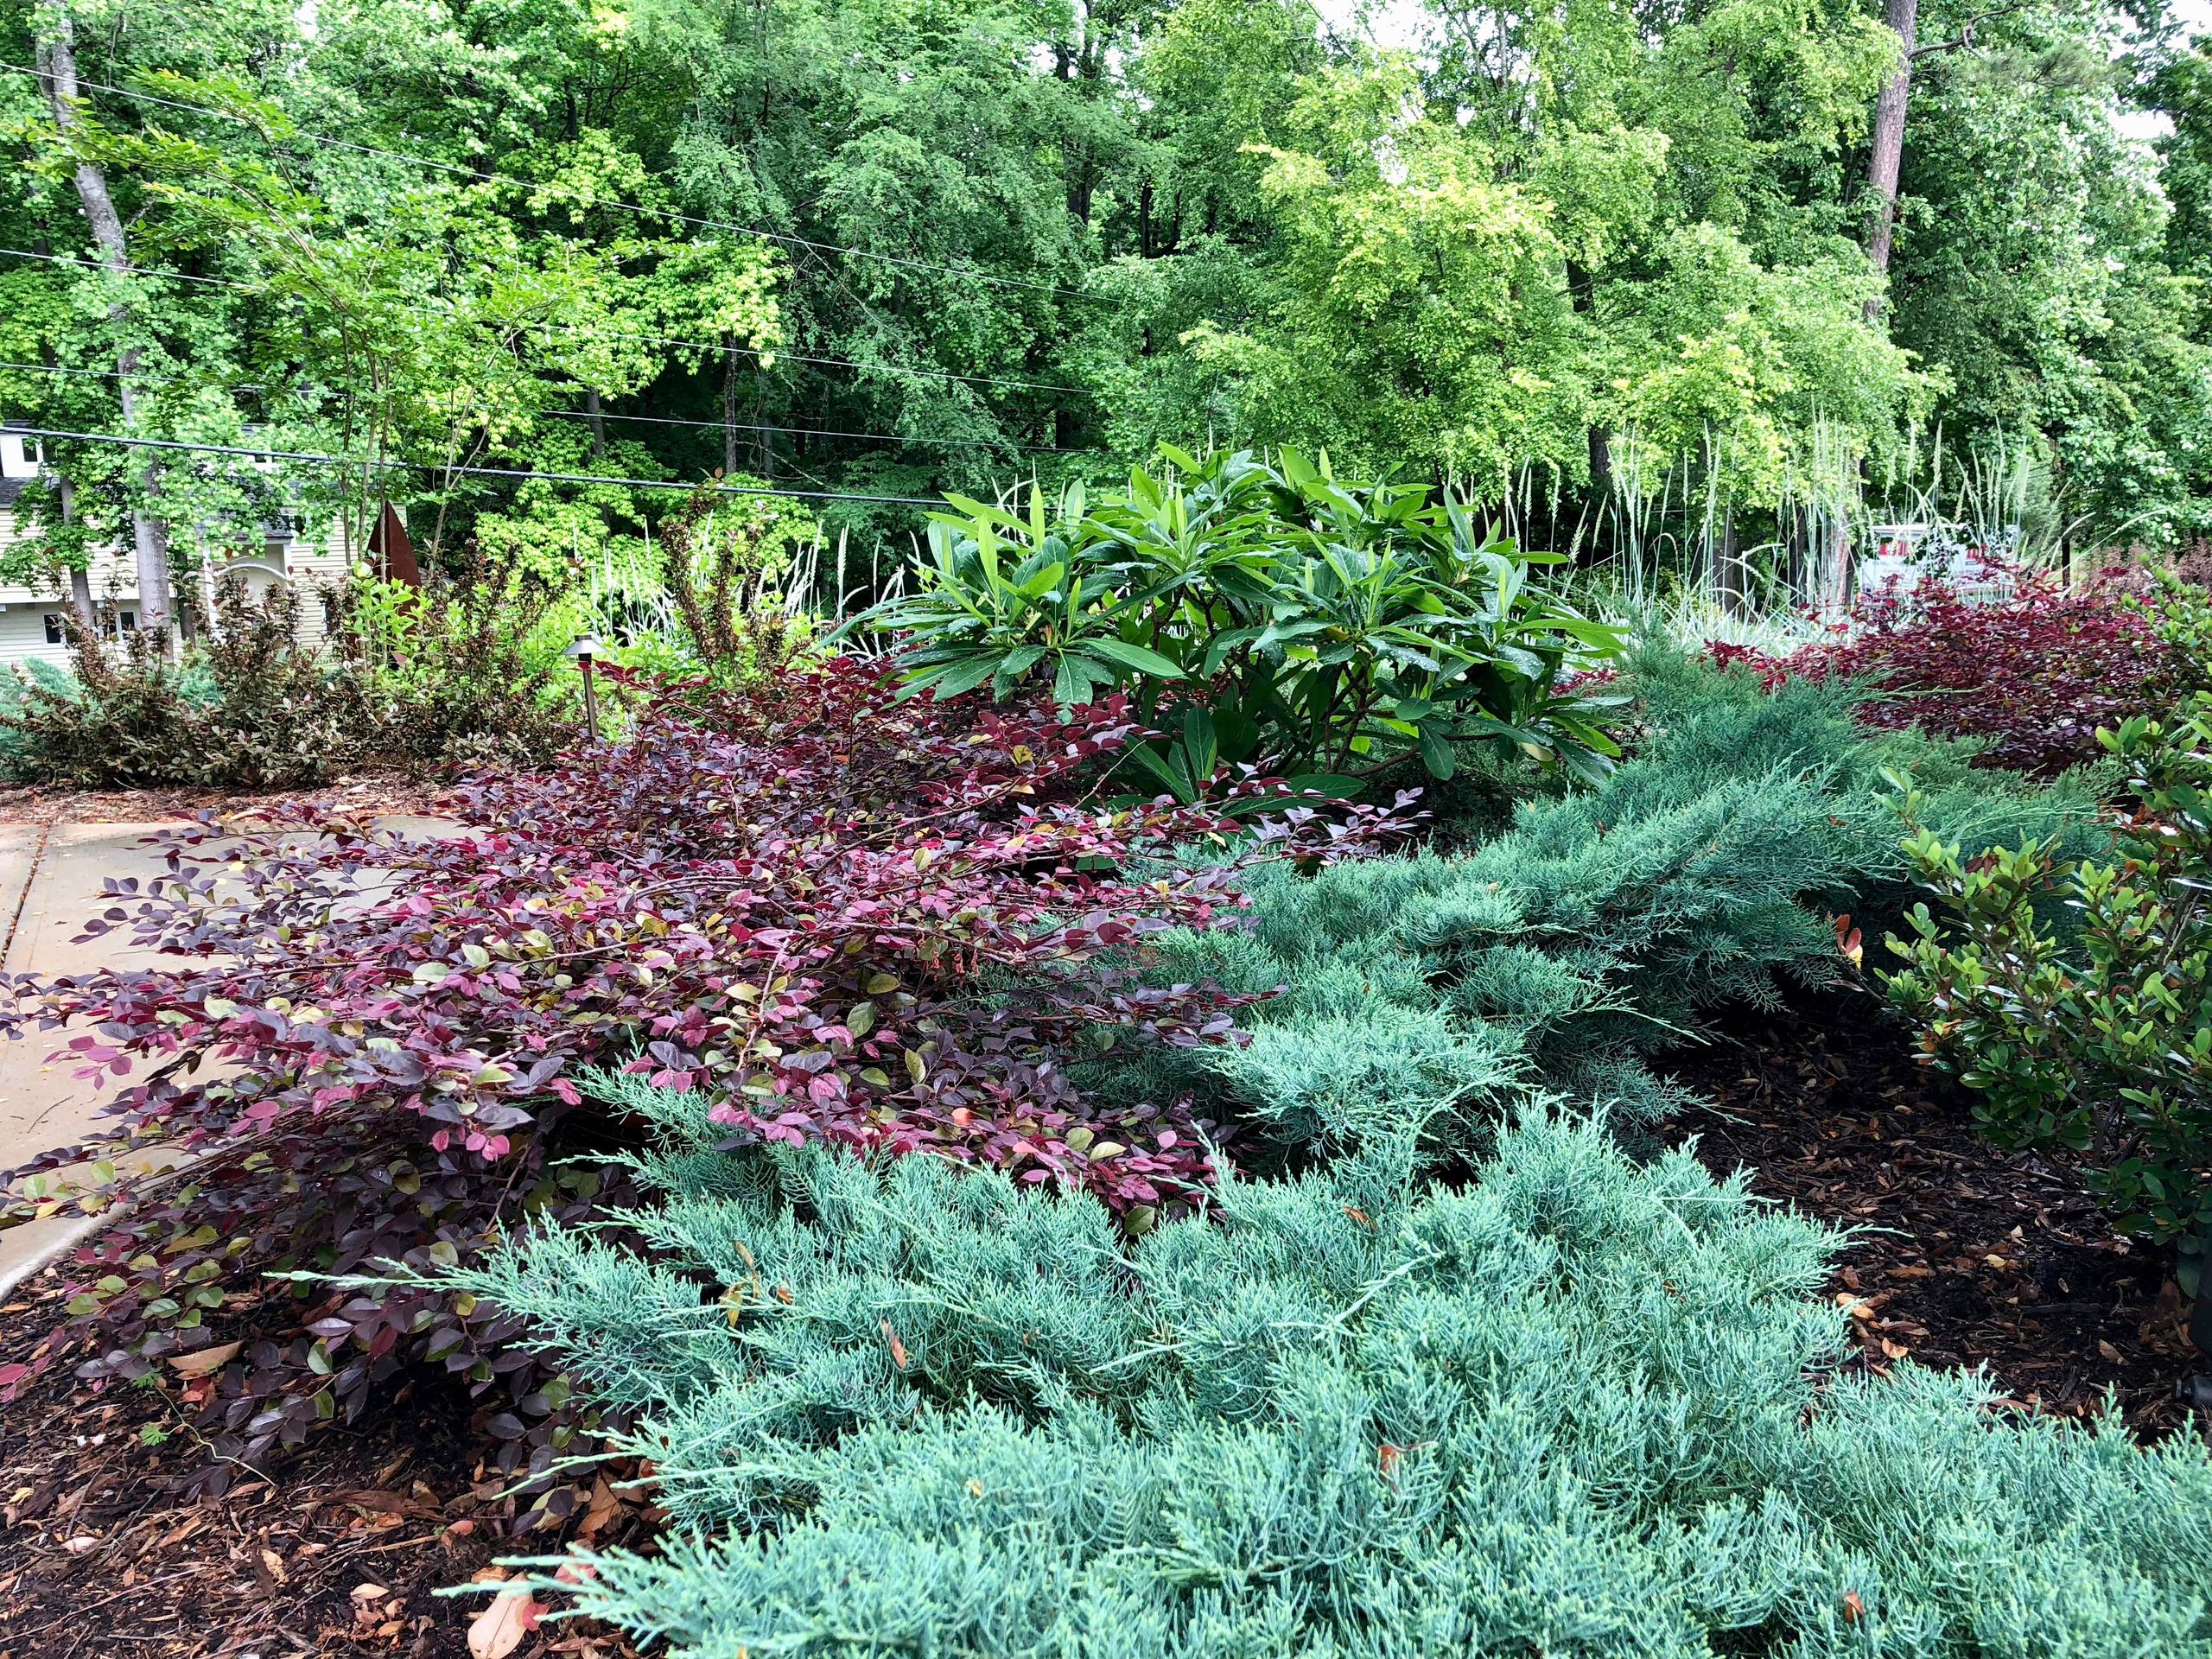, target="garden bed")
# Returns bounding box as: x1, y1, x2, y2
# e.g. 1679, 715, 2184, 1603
0, 988, 2202, 1656
0, 1268, 645, 1659
1663, 988, 2200, 1433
